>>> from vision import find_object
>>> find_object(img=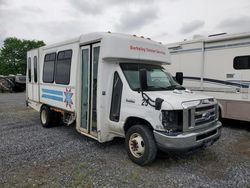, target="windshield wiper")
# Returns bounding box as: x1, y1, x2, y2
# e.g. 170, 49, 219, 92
134, 85, 185, 91
165, 85, 185, 90
133, 86, 159, 91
